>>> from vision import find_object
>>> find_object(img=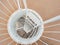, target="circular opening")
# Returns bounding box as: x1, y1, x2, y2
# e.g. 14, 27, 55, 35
16, 16, 39, 39
7, 9, 44, 44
